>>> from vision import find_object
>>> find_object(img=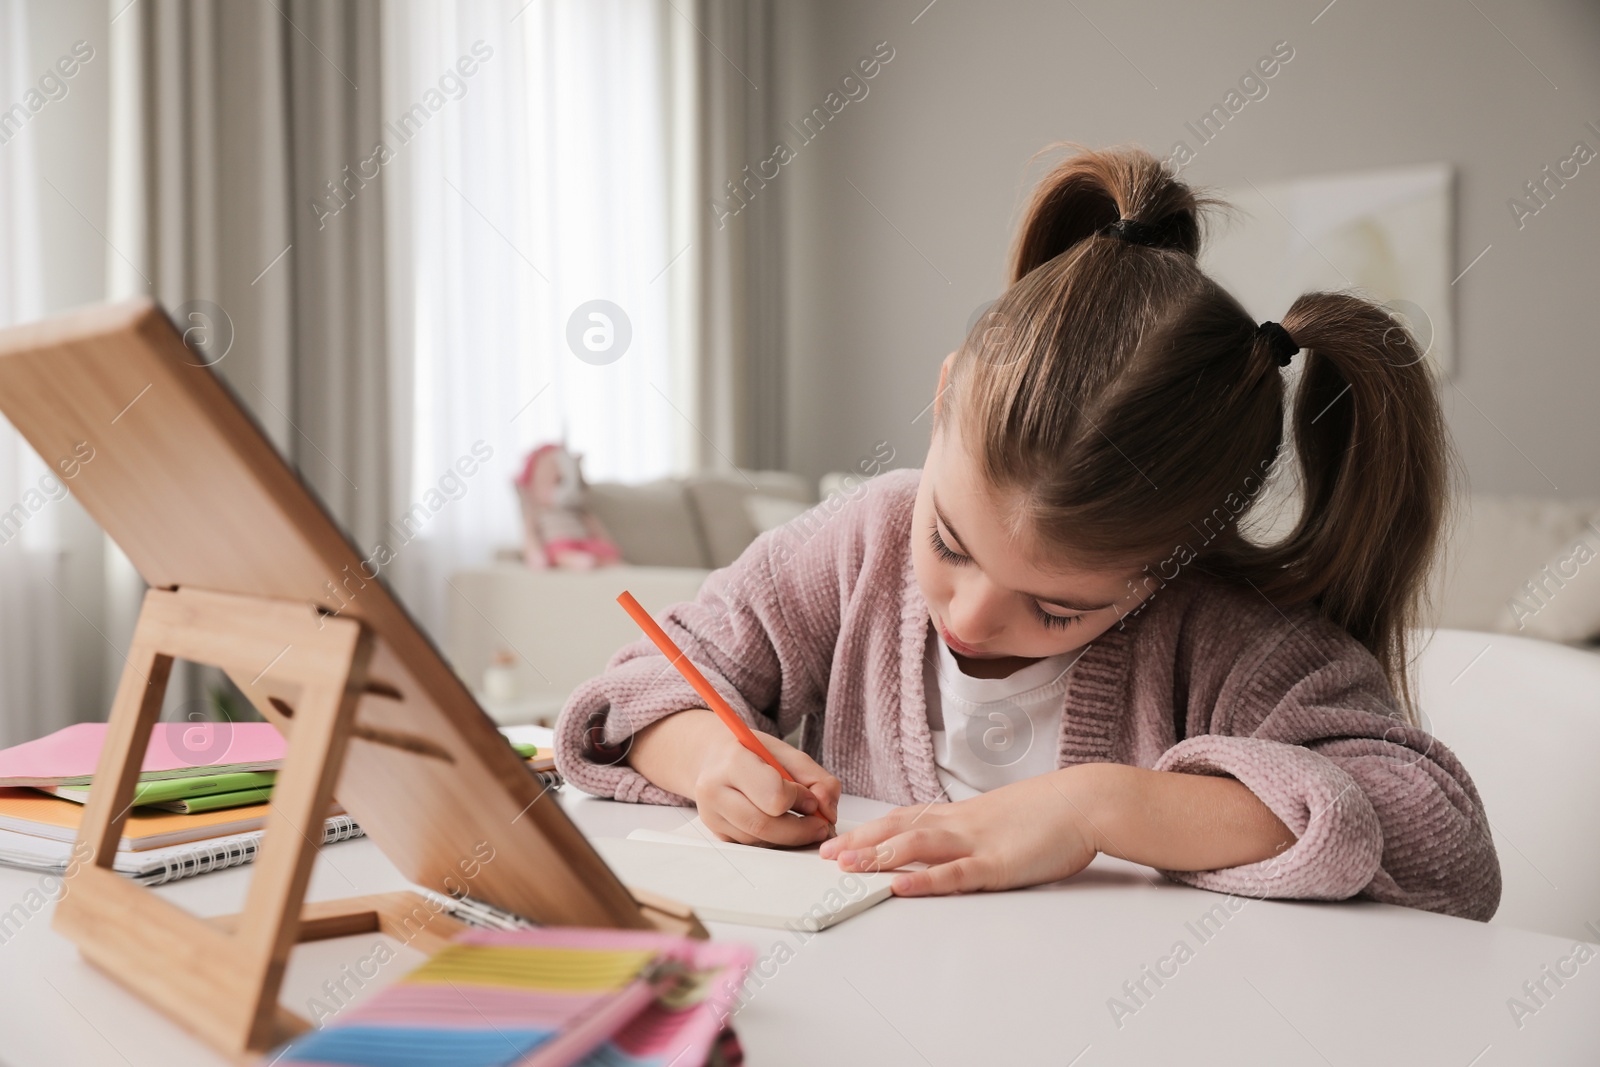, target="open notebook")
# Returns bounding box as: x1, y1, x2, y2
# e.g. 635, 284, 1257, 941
590, 818, 899, 932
